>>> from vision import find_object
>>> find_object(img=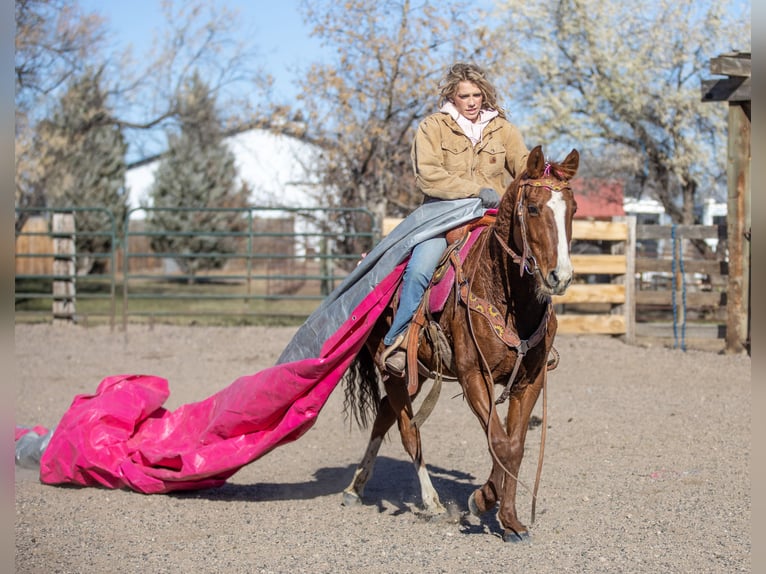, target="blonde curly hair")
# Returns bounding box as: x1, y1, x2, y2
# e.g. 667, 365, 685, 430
438, 62, 506, 118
